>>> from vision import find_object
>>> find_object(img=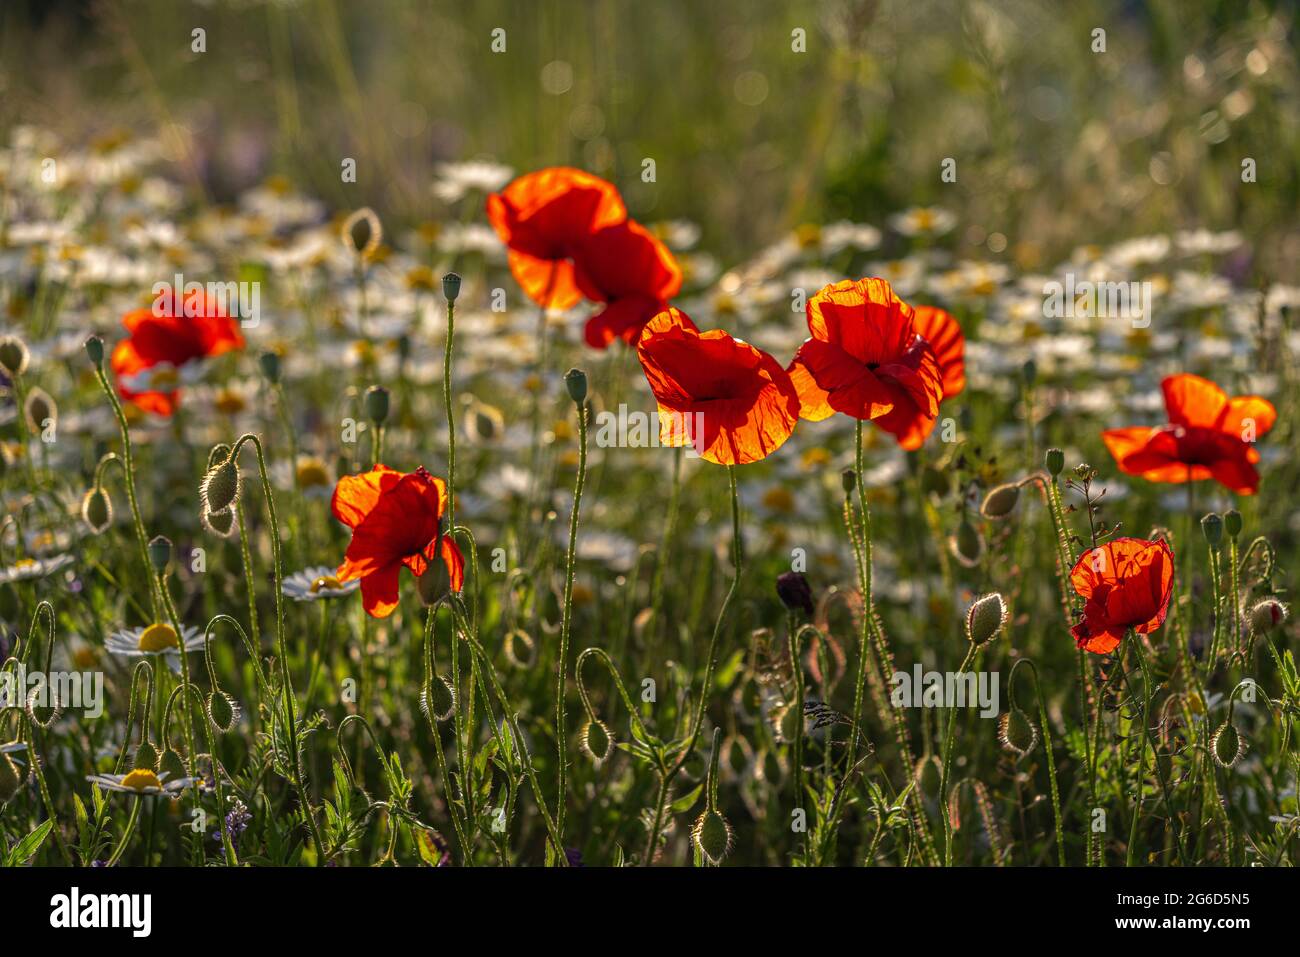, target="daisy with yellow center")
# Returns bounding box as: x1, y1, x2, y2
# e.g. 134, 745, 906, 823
282, 565, 360, 602
105, 622, 204, 670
